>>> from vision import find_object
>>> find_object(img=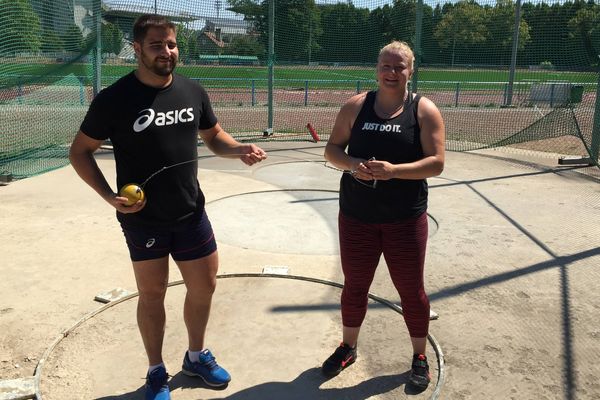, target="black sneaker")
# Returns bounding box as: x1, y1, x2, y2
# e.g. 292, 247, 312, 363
322, 342, 357, 377
408, 353, 431, 388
